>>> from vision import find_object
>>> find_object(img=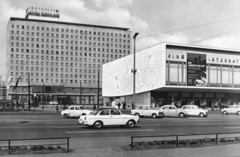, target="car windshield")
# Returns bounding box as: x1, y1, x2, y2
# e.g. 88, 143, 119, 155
90, 109, 103, 115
